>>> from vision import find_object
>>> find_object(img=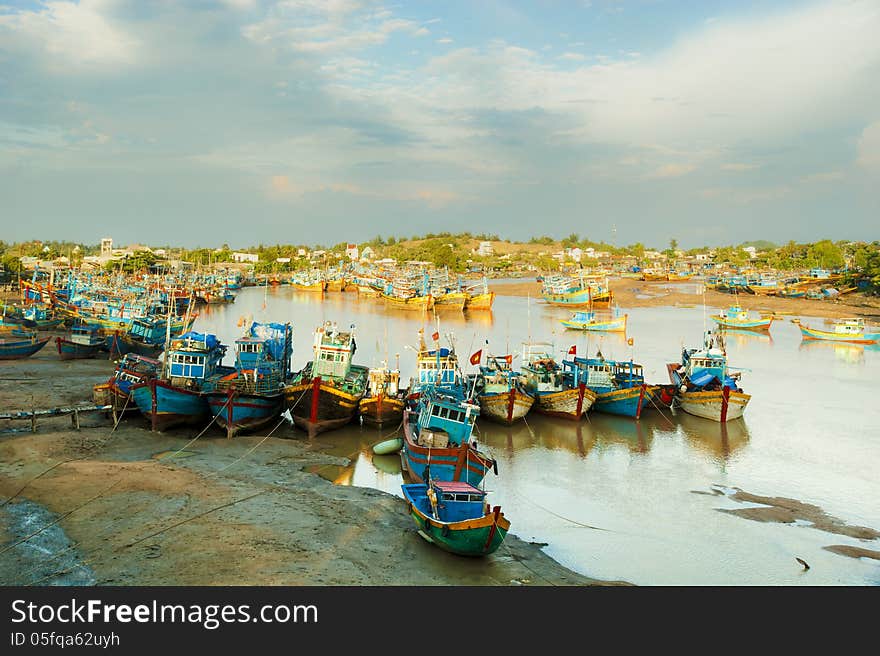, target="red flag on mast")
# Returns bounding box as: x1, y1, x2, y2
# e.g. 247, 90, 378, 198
469, 350, 482, 365
568, 345, 577, 355
432, 331, 440, 341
